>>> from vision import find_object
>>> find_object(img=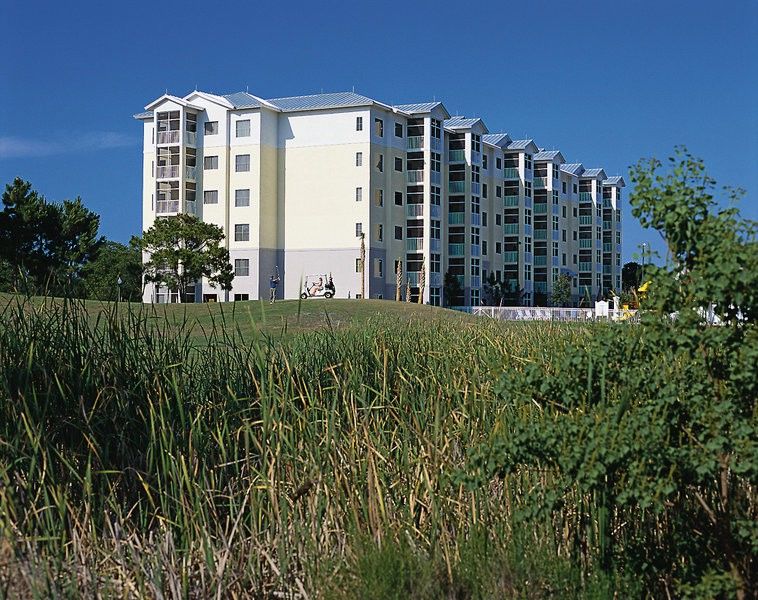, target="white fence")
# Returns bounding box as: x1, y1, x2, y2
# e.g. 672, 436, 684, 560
459, 306, 640, 323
